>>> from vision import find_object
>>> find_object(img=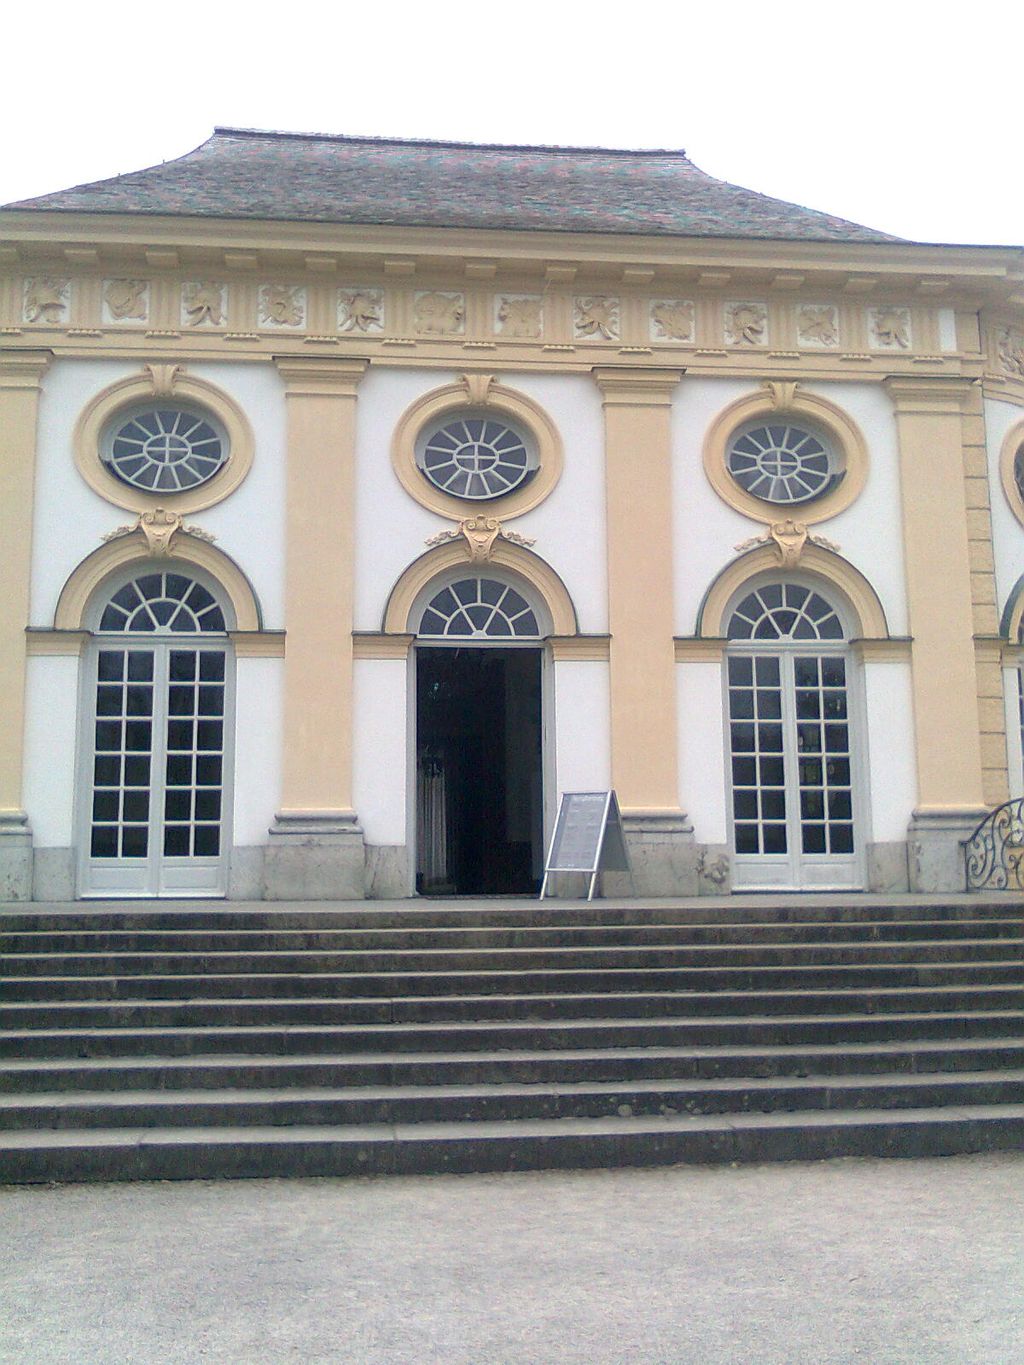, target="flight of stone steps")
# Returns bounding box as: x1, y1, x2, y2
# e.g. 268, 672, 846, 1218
2, 897, 1023, 1182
